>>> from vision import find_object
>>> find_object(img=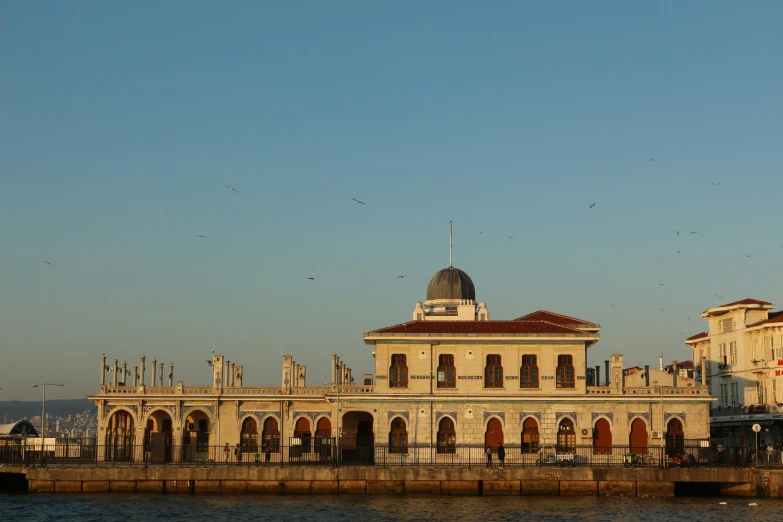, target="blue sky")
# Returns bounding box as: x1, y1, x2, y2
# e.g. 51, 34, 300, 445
1, 1, 781, 401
